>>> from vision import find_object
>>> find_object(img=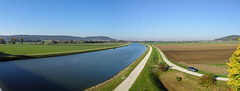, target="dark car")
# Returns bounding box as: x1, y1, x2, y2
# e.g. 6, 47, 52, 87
188, 67, 198, 72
